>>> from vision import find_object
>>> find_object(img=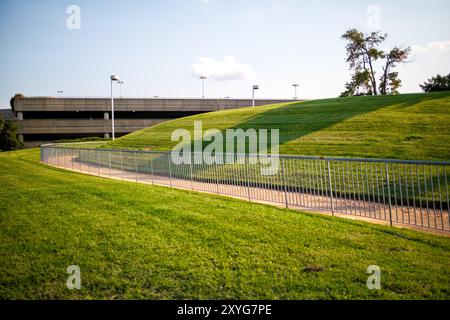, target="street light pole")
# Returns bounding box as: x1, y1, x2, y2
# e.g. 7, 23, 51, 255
199, 76, 206, 98
292, 83, 299, 100
252, 85, 259, 107
110, 75, 120, 140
